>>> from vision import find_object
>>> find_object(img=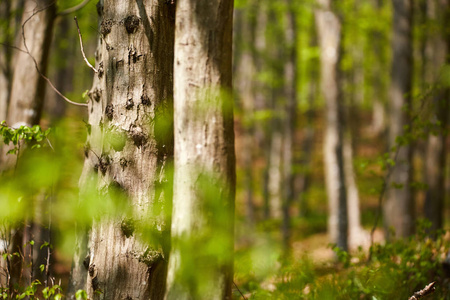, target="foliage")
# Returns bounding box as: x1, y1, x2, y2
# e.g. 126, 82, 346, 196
0, 121, 51, 155
235, 221, 449, 299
